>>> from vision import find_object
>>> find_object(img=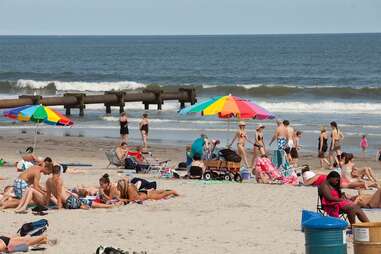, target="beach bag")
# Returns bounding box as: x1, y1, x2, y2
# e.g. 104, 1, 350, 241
96, 246, 128, 254
124, 157, 137, 170
17, 219, 49, 237
219, 149, 241, 162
